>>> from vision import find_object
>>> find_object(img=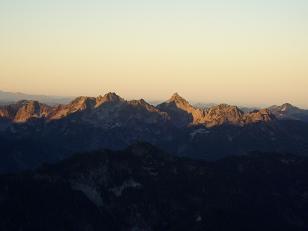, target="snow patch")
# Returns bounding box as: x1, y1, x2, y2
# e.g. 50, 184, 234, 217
196, 215, 202, 222
71, 183, 103, 207
110, 179, 142, 197
190, 128, 210, 139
